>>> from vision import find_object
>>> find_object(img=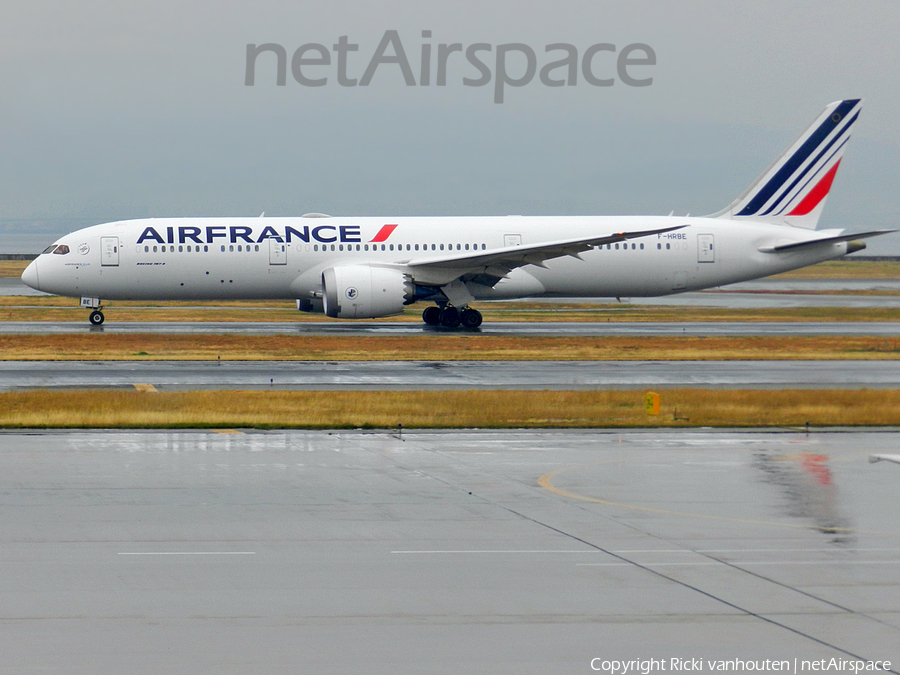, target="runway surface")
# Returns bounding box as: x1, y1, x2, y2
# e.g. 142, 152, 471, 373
1, 428, 897, 673
2, 320, 900, 337
3, 359, 900, 391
